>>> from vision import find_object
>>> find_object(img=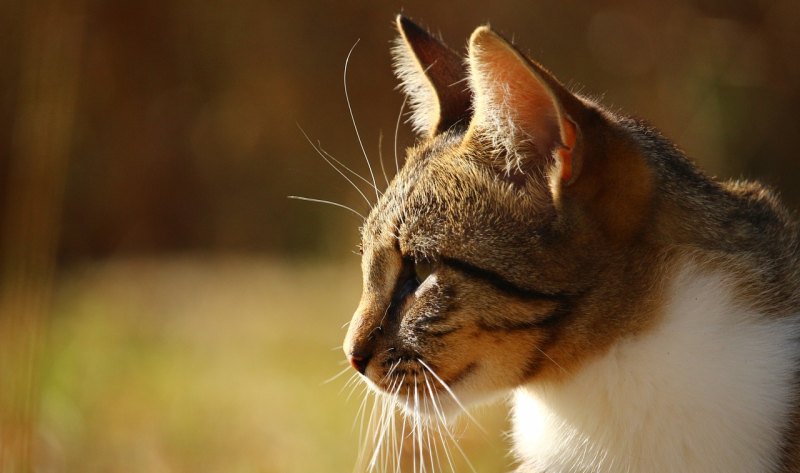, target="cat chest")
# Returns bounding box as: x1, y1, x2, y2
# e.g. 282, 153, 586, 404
511, 268, 799, 473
